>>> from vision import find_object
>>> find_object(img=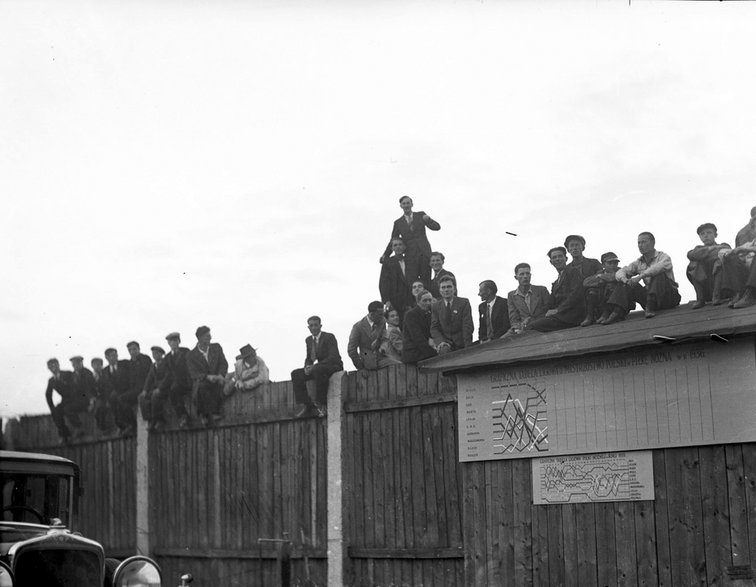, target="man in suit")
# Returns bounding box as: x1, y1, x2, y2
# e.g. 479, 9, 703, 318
431, 275, 474, 355
506, 263, 551, 335
90, 357, 113, 432
139, 346, 170, 431
402, 289, 437, 364
429, 251, 455, 298
187, 325, 229, 426
45, 358, 87, 442
379, 238, 414, 319
477, 280, 510, 343
380, 195, 441, 287
529, 247, 586, 332
164, 332, 192, 429
291, 315, 343, 418
348, 301, 401, 374
104, 347, 134, 435
110, 341, 153, 435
